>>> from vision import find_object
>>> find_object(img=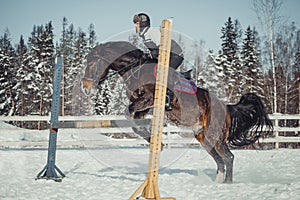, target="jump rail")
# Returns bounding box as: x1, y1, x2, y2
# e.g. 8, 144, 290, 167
51, 119, 151, 129
1, 114, 300, 149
